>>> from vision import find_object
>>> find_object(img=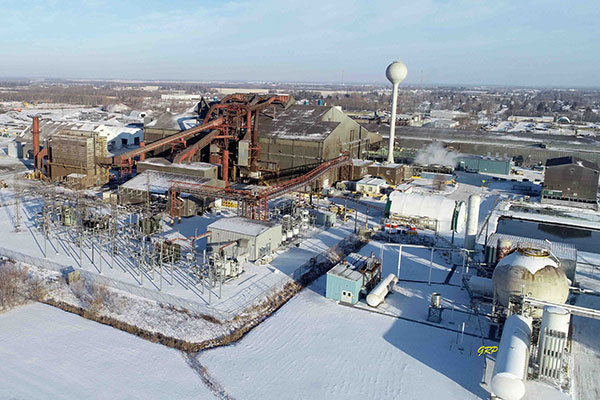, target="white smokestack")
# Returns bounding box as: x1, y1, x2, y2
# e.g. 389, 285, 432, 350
385, 61, 407, 164
465, 194, 481, 250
